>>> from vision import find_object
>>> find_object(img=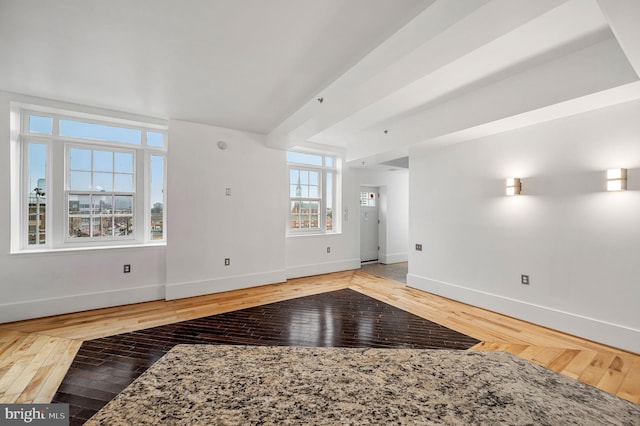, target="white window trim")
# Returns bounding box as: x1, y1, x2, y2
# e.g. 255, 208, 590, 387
12, 103, 167, 252
287, 150, 339, 235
